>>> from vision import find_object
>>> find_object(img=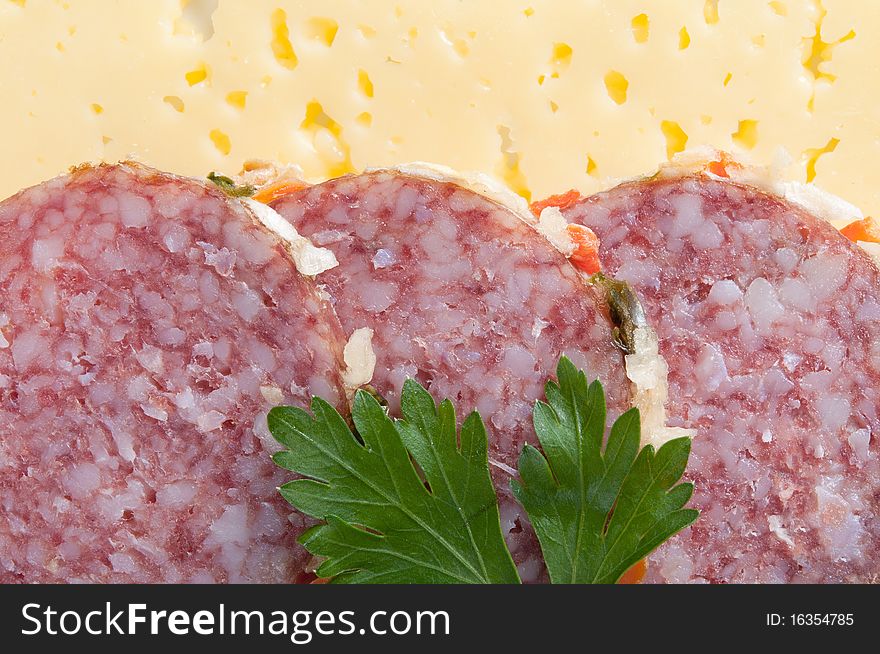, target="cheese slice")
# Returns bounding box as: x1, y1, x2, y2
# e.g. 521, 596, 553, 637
0, 0, 877, 221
